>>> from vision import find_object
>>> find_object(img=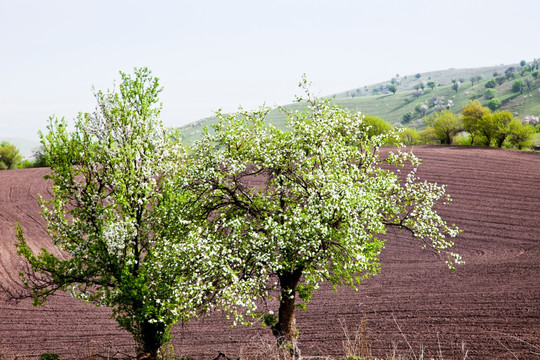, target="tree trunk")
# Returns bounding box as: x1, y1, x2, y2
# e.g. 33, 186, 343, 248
272, 267, 303, 359
137, 320, 168, 360
496, 135, 506, 148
